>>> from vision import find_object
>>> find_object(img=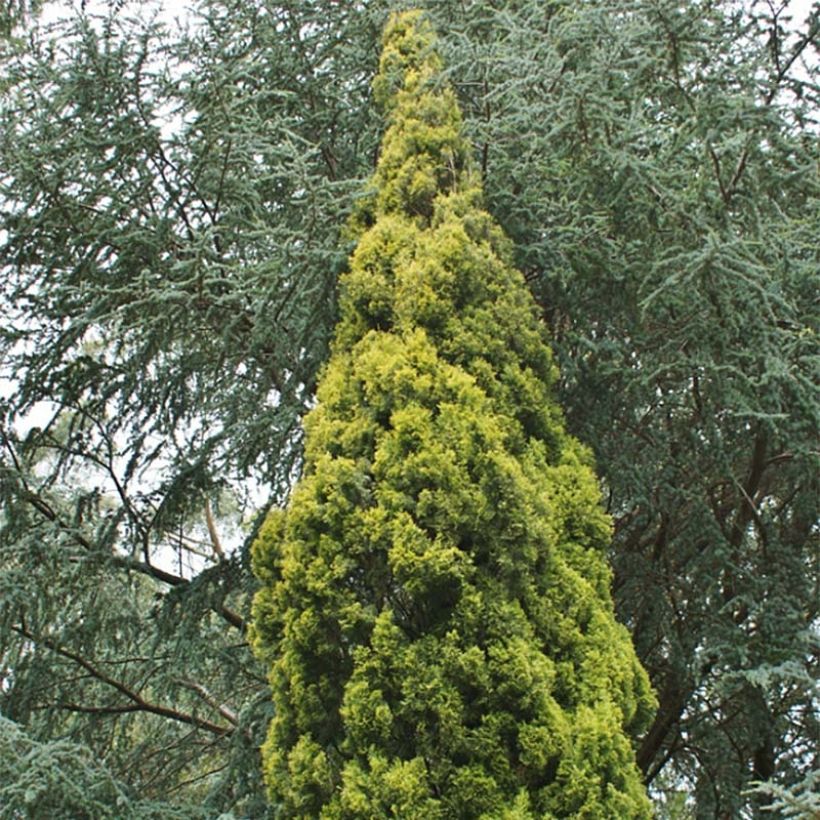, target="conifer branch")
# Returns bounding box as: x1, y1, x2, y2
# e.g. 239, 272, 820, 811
12, 624, 234, 737
174, 678, 239, 726
204, 498, 226, 561
2, 432, 246, 631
